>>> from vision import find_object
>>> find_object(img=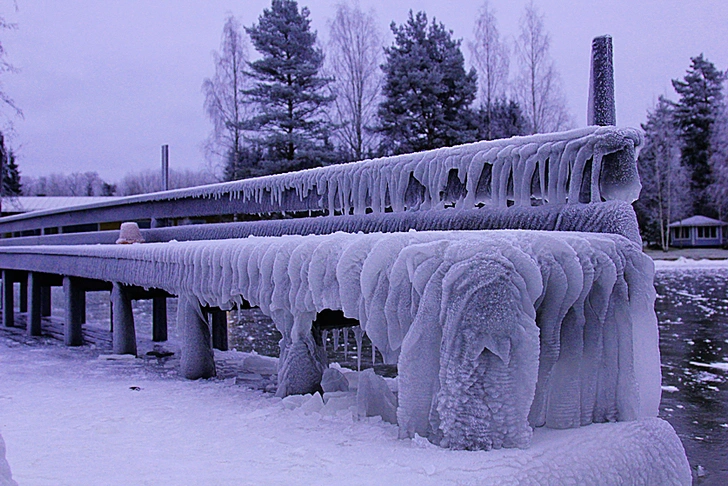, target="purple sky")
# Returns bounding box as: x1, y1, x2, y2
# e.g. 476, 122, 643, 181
3, 0, 727, 181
